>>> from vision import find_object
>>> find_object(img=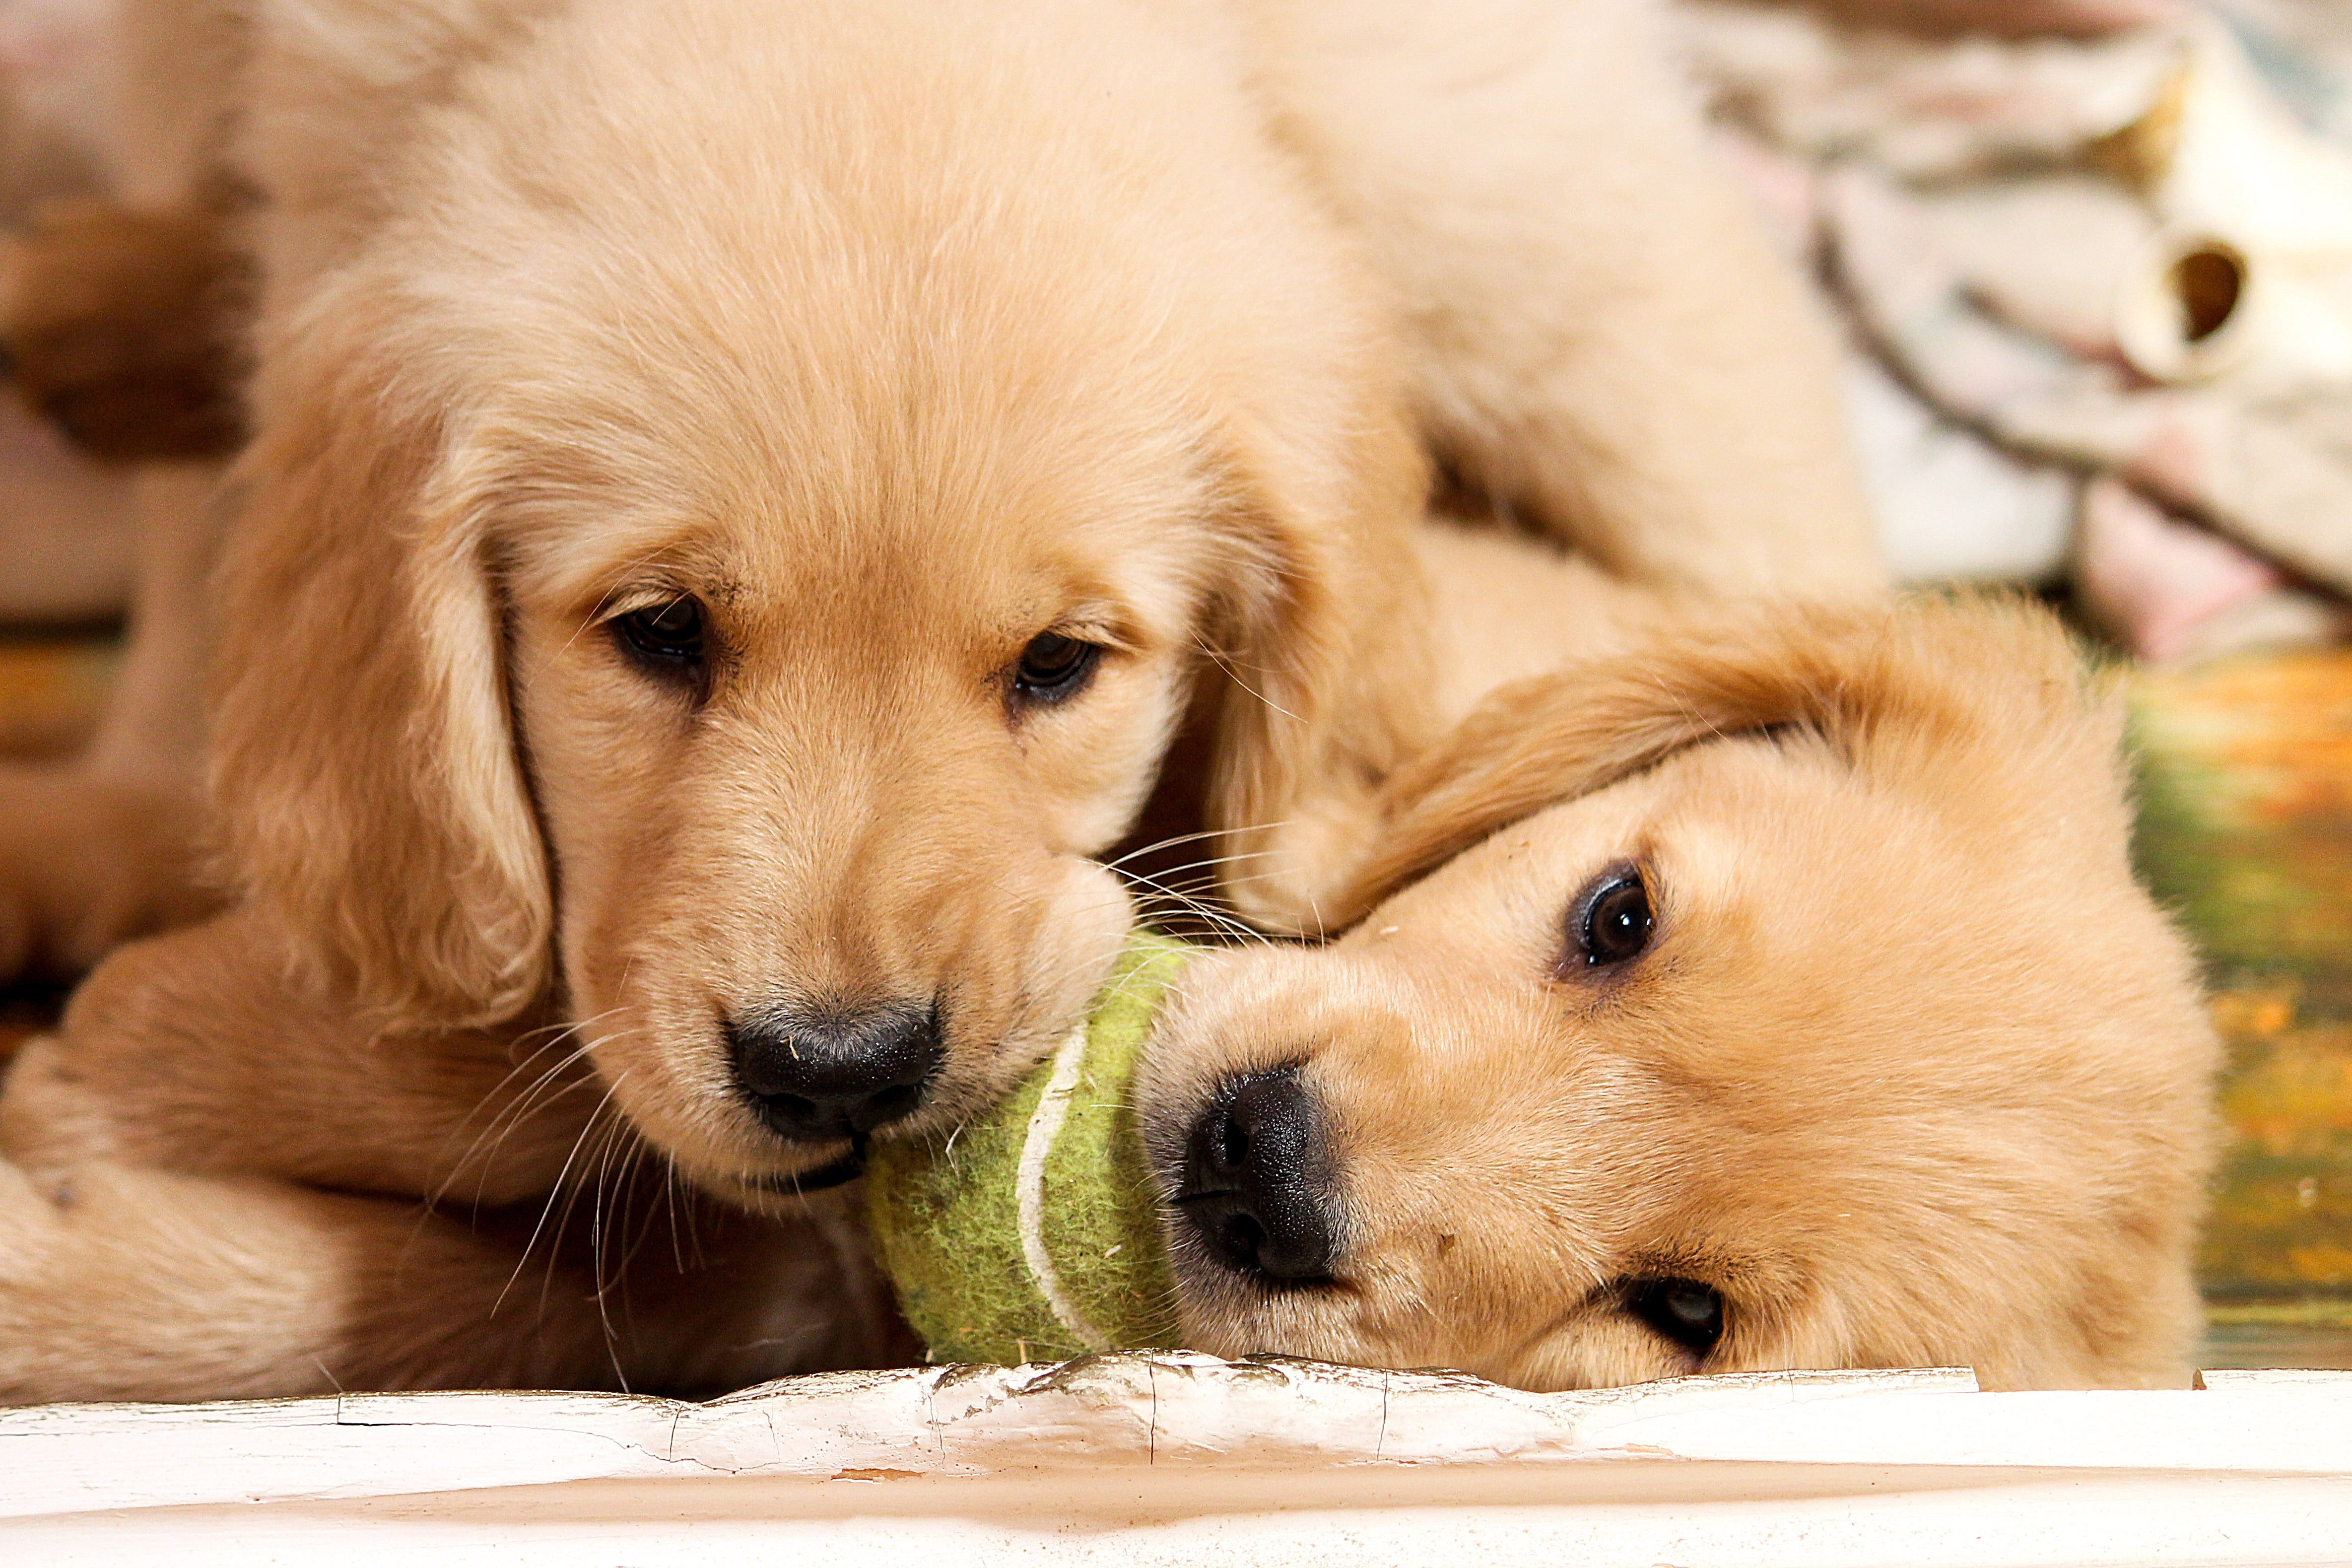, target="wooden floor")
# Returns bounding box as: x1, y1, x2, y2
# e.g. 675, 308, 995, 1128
2138, 647, 2352, 1363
